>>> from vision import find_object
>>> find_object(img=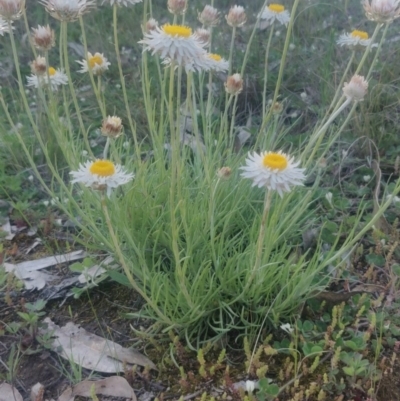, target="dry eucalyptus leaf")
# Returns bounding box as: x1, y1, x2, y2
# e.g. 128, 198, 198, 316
4, 250, 85, 290
31, 382, 45, 401
0, 383, 23, 401
58, 376, 136, 401
42, 318, 157, 373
